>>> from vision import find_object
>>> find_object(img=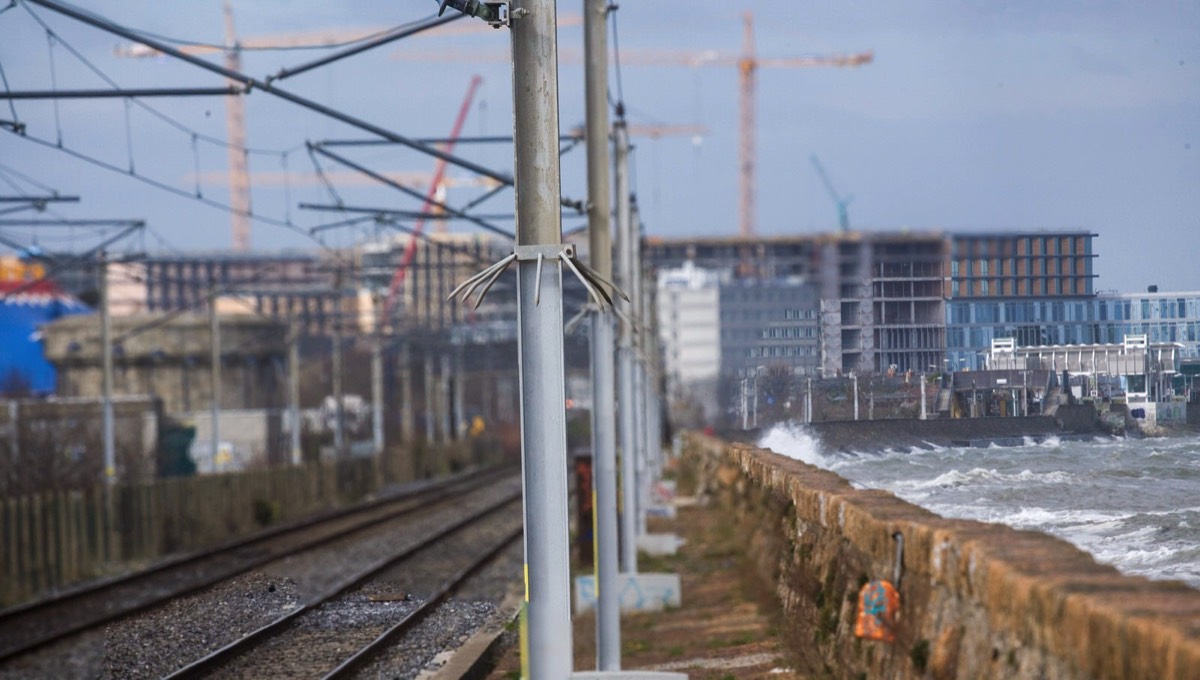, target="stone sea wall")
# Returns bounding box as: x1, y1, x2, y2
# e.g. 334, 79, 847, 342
684, 433, 1200, 679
